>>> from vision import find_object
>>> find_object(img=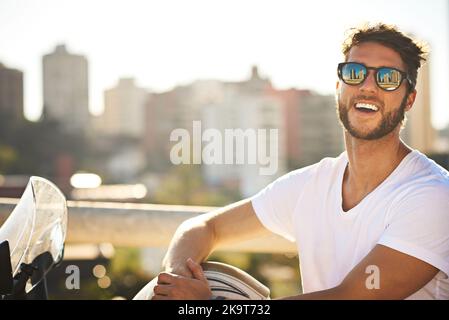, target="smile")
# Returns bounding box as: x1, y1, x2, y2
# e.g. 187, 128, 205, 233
355, 102, 379, 112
